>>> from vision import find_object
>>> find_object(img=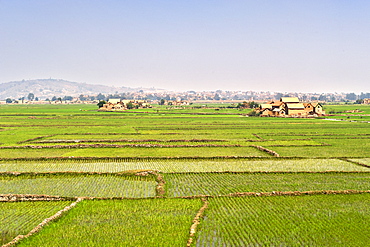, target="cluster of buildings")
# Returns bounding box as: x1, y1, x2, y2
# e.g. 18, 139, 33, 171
257, 97, 325, 117
98, 97, 326, 117
98, 99, 151, 111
